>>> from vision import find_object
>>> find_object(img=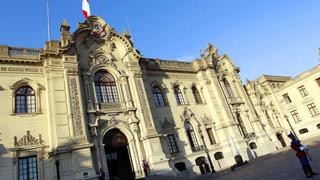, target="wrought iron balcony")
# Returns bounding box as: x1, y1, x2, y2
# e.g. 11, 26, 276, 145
99, 102, 123, 111
191, 145, 205, 152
